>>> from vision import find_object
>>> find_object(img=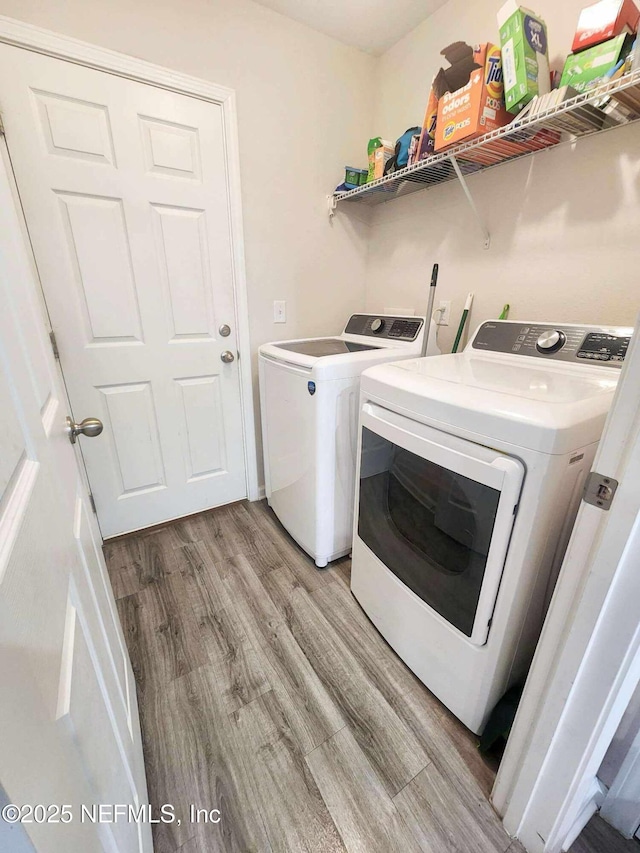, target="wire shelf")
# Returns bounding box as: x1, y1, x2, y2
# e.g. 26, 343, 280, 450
333, 70, 640, 208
